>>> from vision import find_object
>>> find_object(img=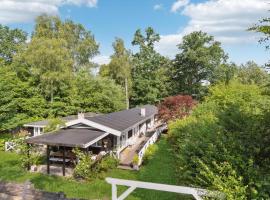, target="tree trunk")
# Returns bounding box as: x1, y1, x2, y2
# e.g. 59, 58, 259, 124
125, 78, 129, 109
